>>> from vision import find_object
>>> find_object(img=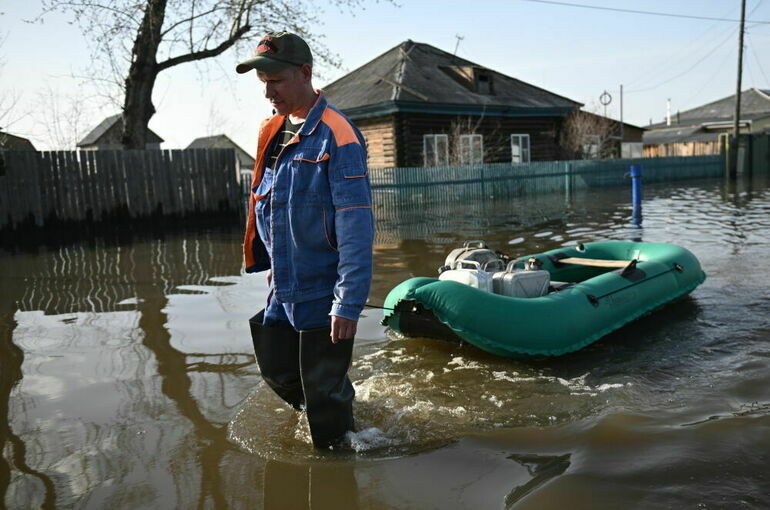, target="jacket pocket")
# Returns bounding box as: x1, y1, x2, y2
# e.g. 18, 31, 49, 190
322, 207, 338, 252
293, 153, 330, 164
